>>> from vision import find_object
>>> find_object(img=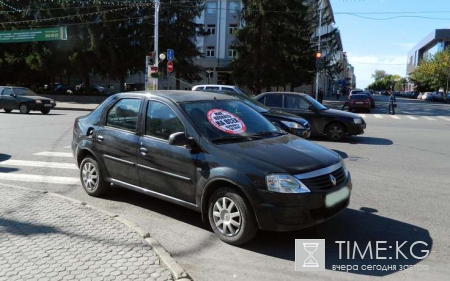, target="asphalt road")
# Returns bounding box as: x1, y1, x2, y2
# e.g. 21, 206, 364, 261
0, 95, 449, 280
